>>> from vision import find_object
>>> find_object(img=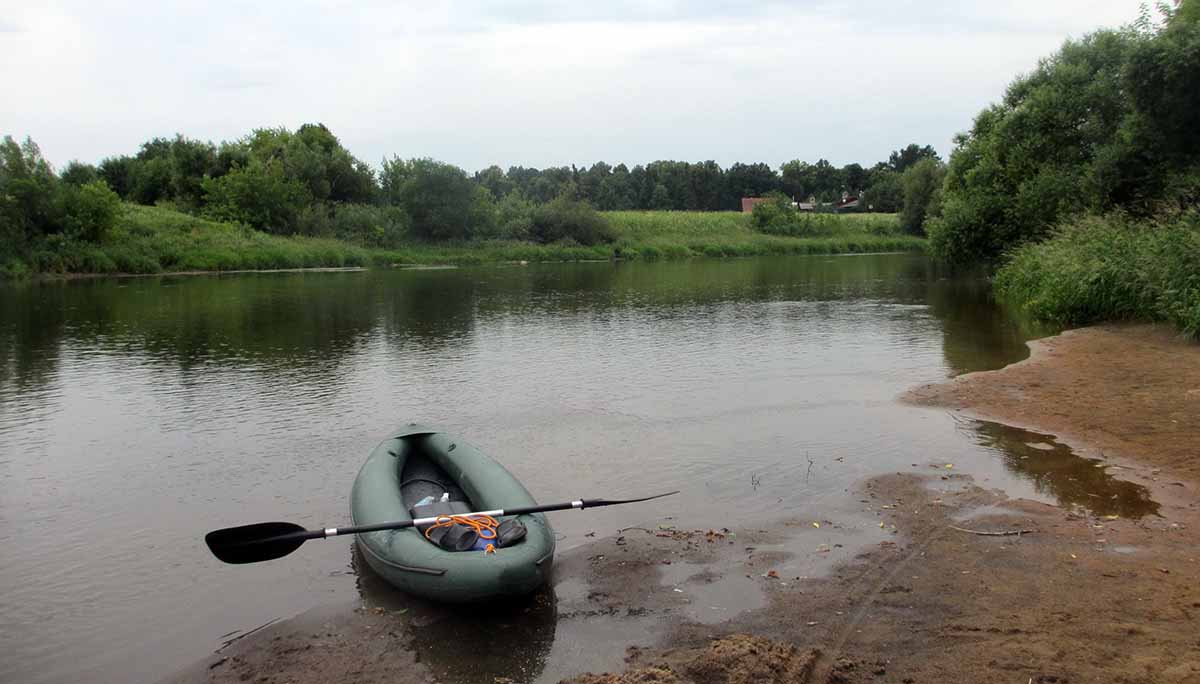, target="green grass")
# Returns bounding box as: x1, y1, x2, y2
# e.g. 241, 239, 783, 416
604, 210, 916, 258
18, 204, 377, 275
995, 213, 1200, 338
5, 204, 923, 278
